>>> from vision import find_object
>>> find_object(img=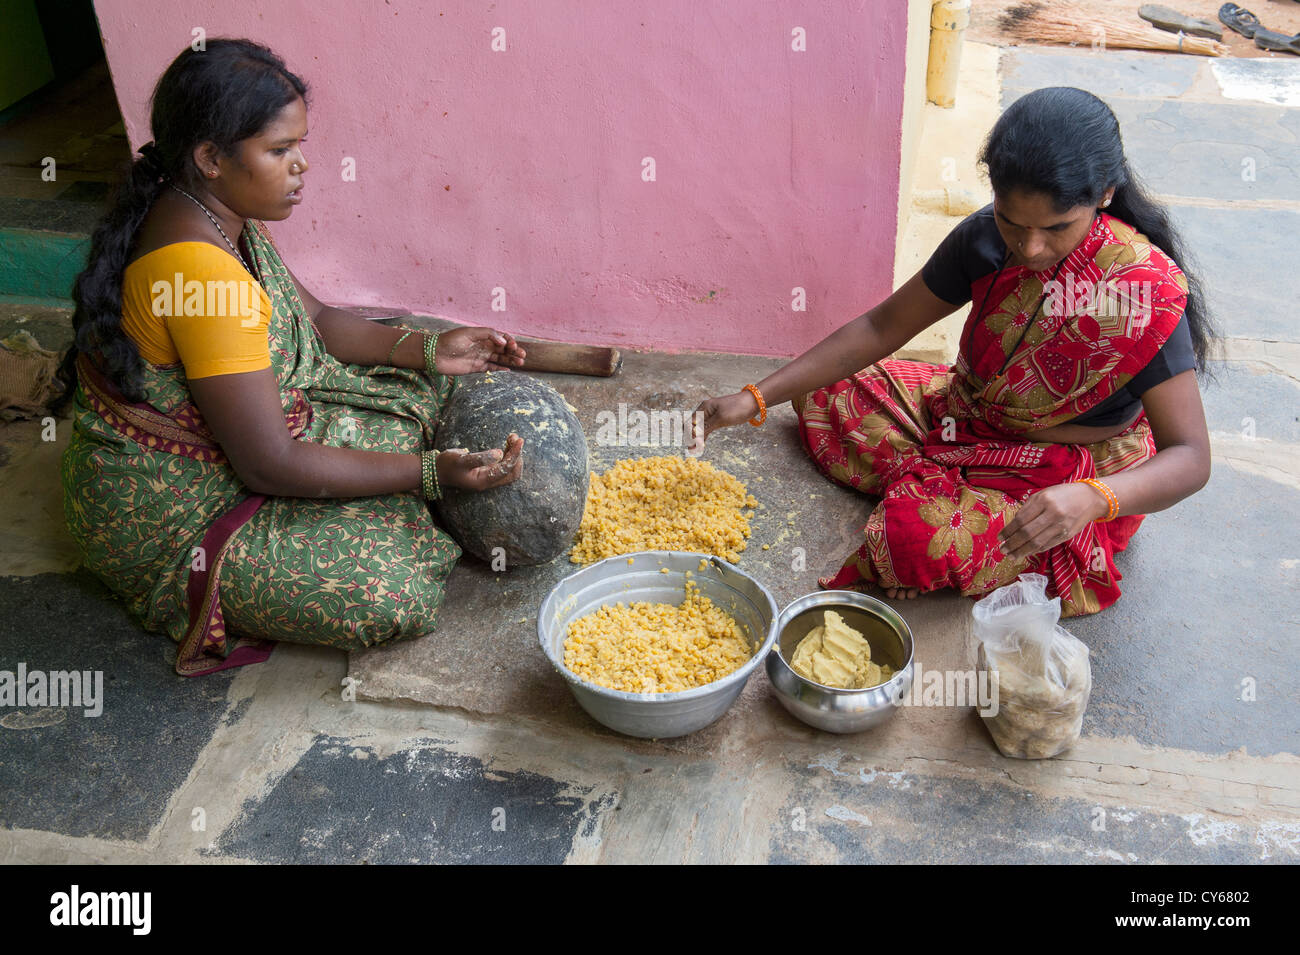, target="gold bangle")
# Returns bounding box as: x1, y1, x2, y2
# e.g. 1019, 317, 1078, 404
420, 449, 442, 501
386, 328, 416, 366
422, 331, 440, 377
